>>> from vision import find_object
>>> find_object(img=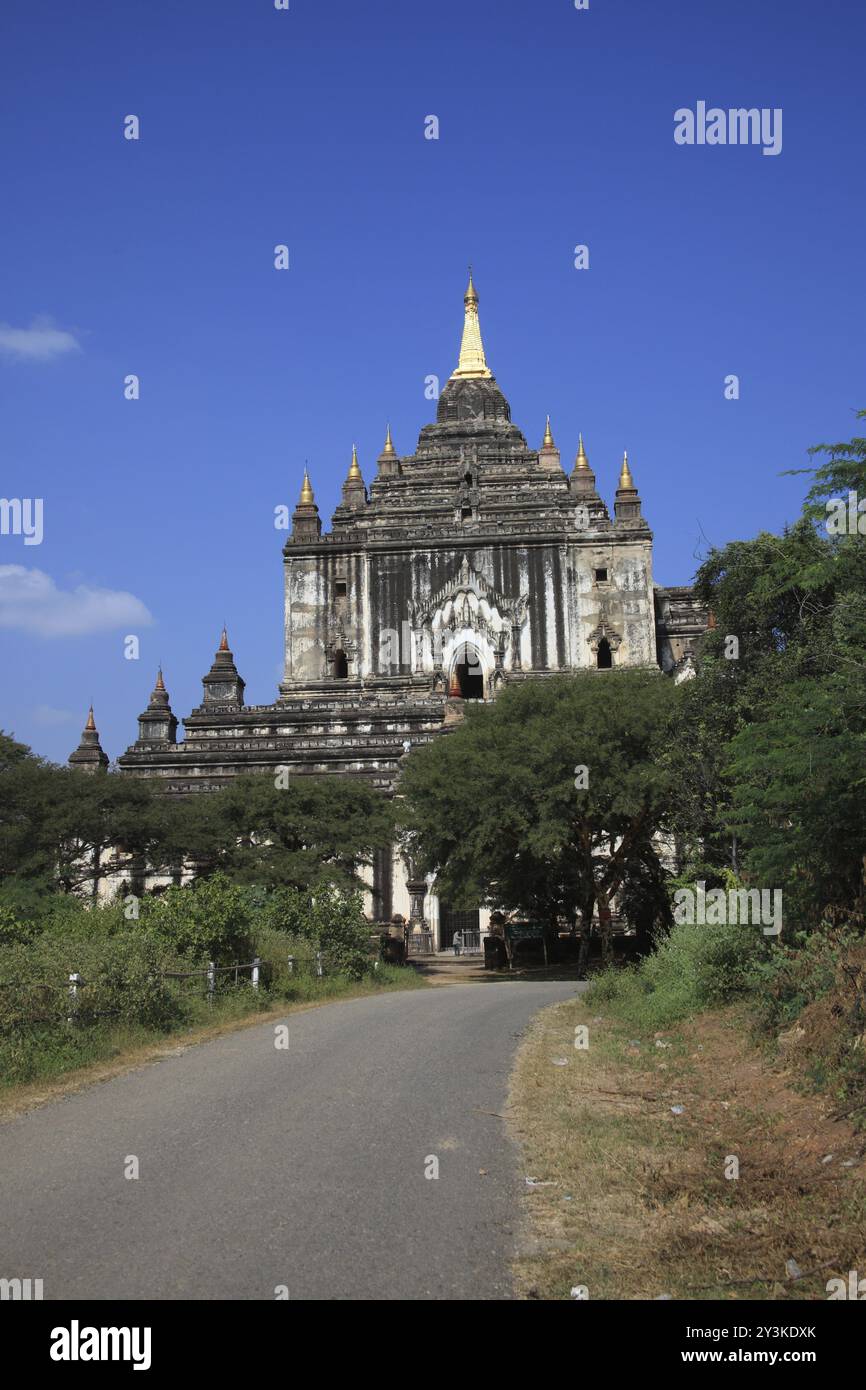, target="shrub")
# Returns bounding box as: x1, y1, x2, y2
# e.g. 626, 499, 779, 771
750, 925, 863, 1033
0, 932, 179, 1033
140, 872, 254, 962
259, 885, 318, 942
587, 919, 770, 1029
310, 885, 375, 979
253, 882, 375, 979
0, 905, 33, 947
78, 934, 182, 1030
